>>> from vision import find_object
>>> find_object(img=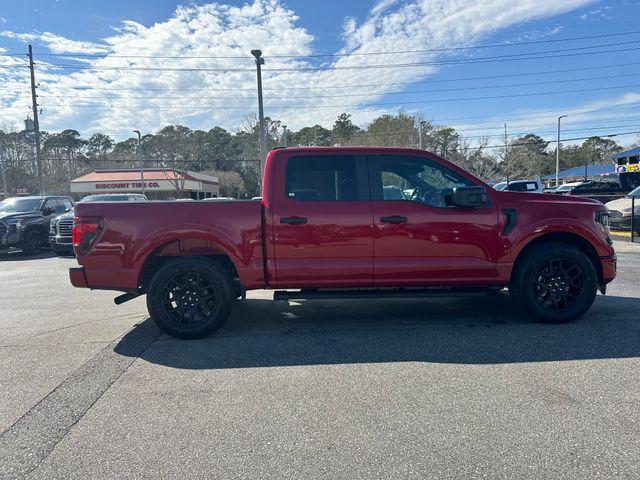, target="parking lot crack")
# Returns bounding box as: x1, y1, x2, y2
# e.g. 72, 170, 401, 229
0, 320, 160, 479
